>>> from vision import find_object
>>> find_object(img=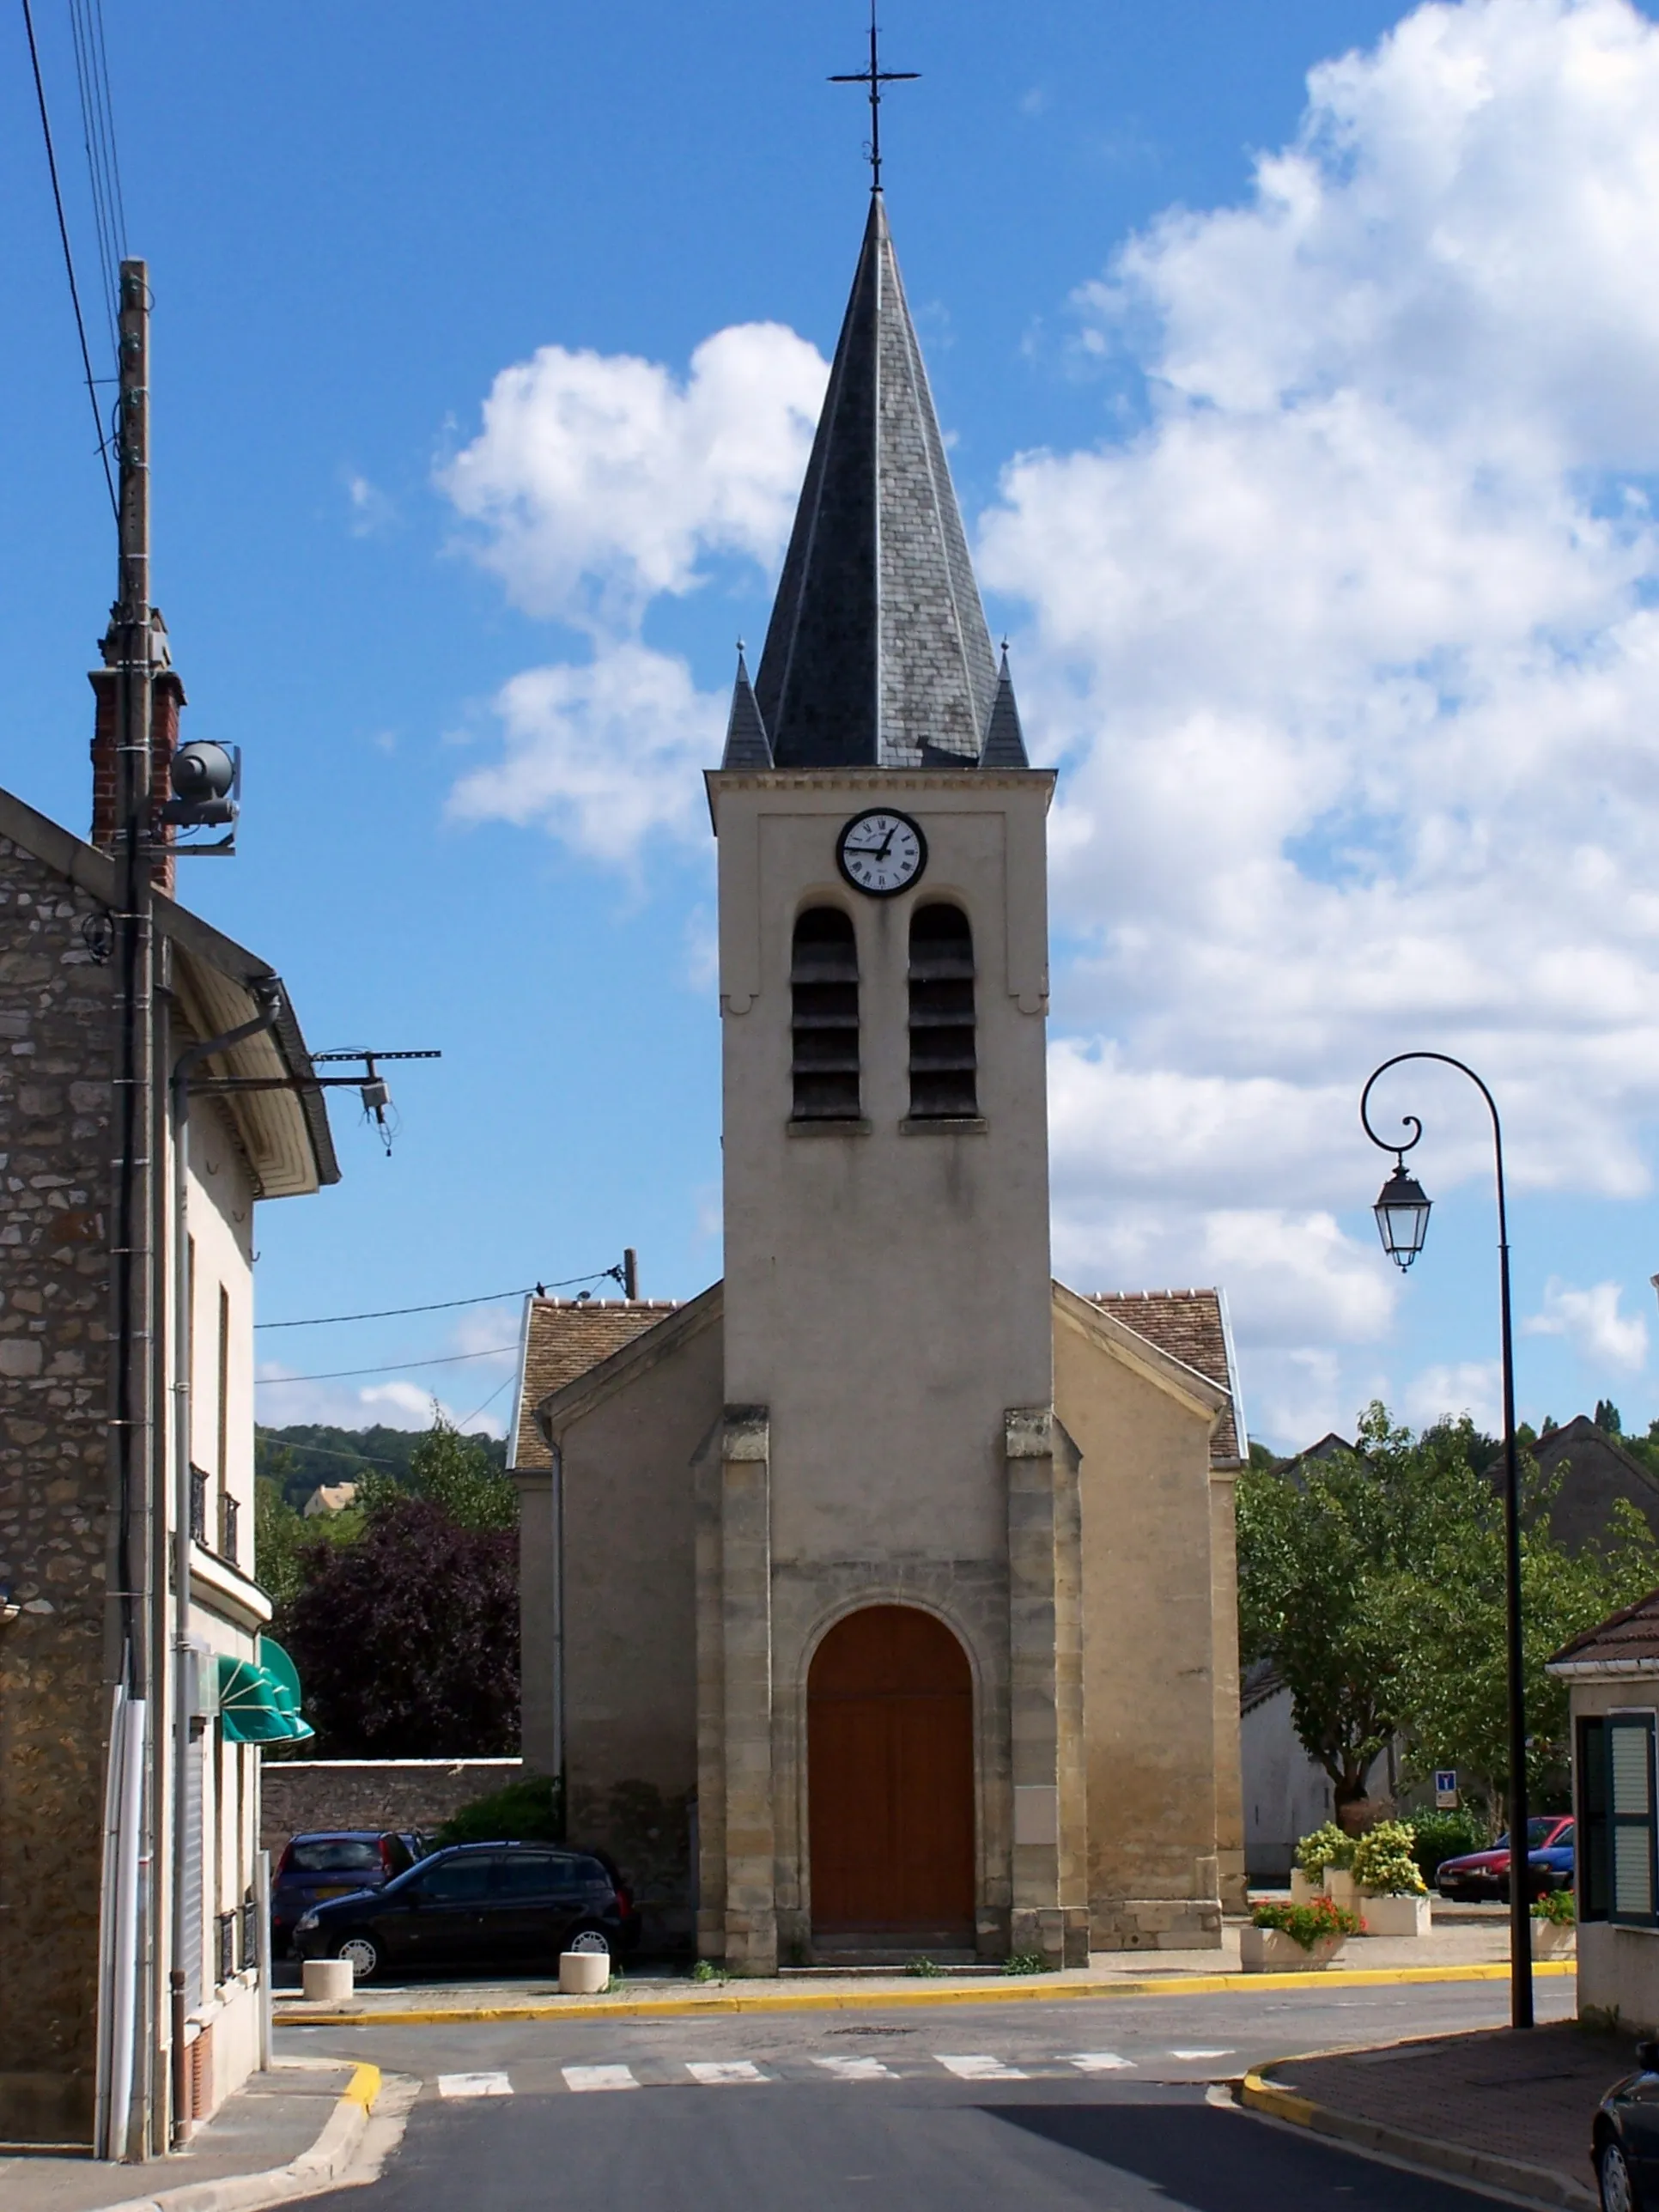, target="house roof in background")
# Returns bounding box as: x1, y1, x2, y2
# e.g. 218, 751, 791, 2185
1081, 1289, 1243, 1465
1530, 1414, 1659, 1553
509, 1297, 681, 1470
1548, 1586, 1659, 1674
